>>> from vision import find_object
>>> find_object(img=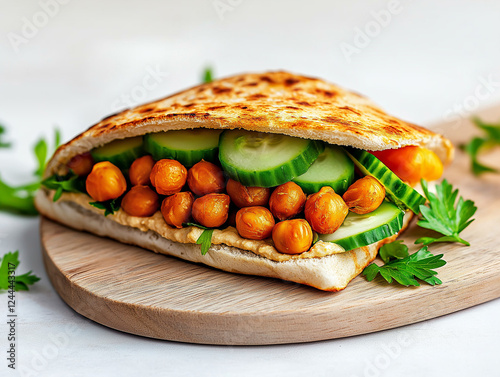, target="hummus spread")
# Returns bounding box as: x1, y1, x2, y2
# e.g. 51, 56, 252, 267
57, 192, 346, 262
